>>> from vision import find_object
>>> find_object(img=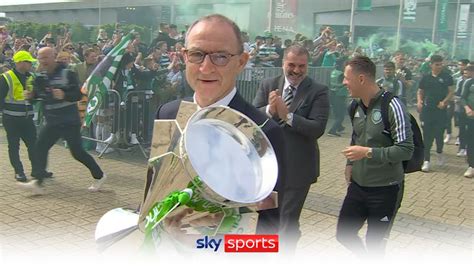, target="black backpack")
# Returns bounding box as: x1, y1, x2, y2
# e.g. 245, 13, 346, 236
349, 91, 424, 173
